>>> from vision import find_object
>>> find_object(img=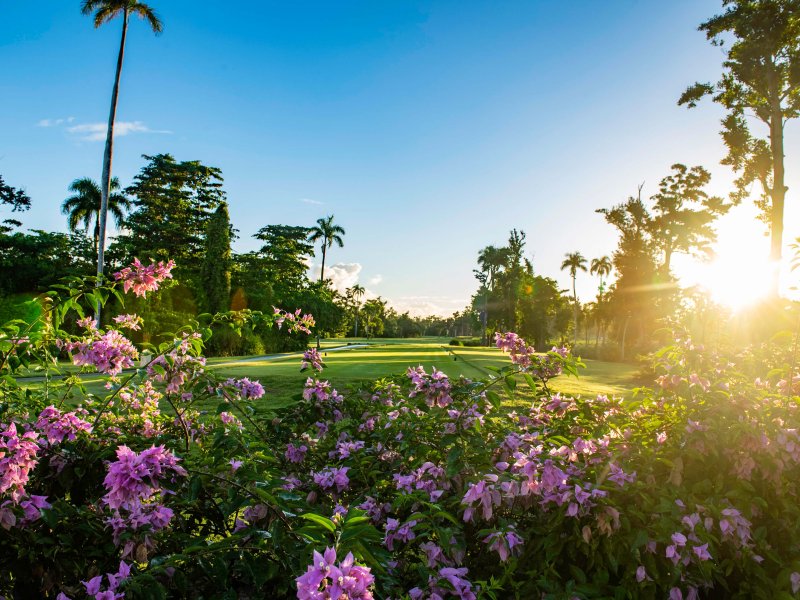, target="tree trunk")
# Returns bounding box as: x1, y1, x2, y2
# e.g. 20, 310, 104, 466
572, 275, 578, 345
319, 244, 327, 283
96, 10, 128, 324
354, 309, 359, 337
769, 101, 786, 297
